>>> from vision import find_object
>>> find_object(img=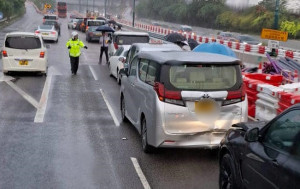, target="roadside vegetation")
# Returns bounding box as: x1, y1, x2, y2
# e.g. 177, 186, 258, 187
136, 0, 300, 39
0, 0, 25, 20
30, 0, 56, 11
